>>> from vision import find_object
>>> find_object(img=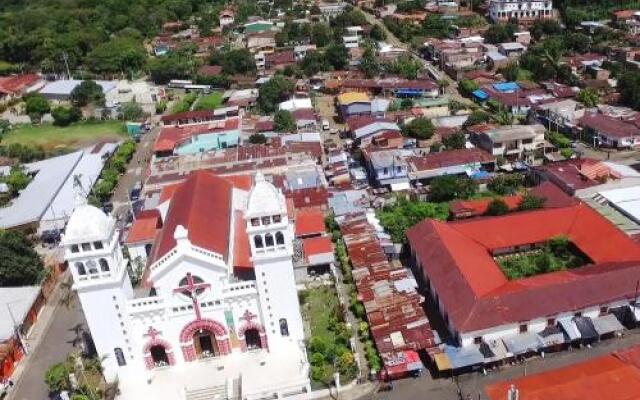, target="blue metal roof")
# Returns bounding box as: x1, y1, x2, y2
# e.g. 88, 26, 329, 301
492, 82, 520, 92
472, 89, 489, 100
